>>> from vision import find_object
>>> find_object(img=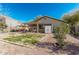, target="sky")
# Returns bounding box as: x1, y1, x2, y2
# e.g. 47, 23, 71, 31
0, 3, 79, 23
